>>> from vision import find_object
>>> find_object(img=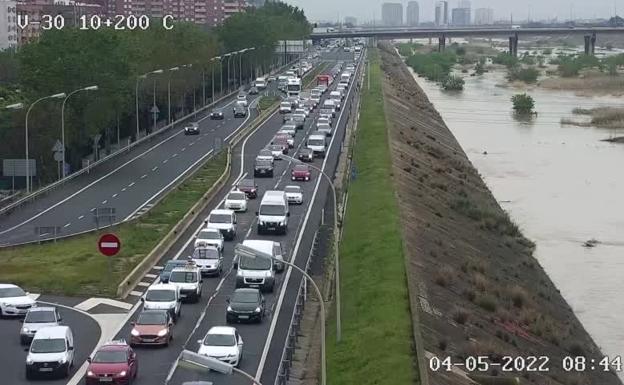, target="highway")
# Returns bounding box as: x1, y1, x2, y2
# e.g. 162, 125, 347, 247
97, 48, 361, 385
0, 82, 271, 246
